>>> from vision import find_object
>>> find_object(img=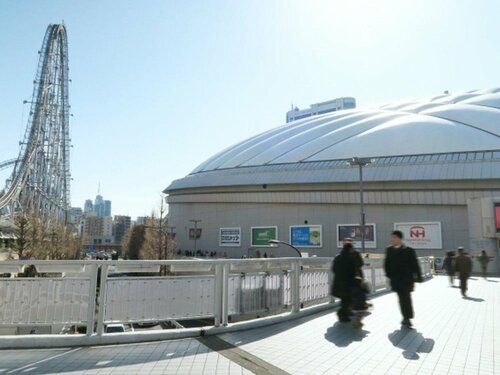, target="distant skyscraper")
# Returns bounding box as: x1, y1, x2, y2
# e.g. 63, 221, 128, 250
286, 97, 356, 123
94, 194, 104, 217
84, 199, 93, 213
104, 200, 112, 217
113, 215, 131, 244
